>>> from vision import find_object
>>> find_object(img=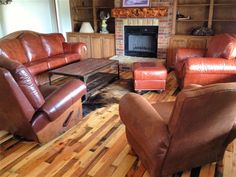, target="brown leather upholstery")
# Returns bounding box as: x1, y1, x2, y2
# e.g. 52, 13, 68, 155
0, 56, 87, 144
133, 62, 167, 91
0, 31, 87, 83
175, 33, 236, 88
119, 83, 236, 177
